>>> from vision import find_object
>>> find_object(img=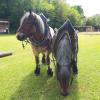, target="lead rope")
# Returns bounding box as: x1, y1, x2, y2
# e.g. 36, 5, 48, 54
51, 53, 56, 68
22, 39, 30, 49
